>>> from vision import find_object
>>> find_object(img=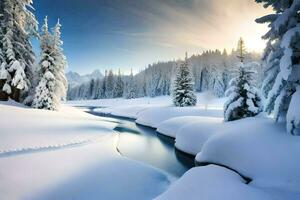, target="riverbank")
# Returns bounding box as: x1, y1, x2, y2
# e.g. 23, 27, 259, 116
86, 107, 195, 177
0, 101, 171, 200
70, 94, 300, 200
